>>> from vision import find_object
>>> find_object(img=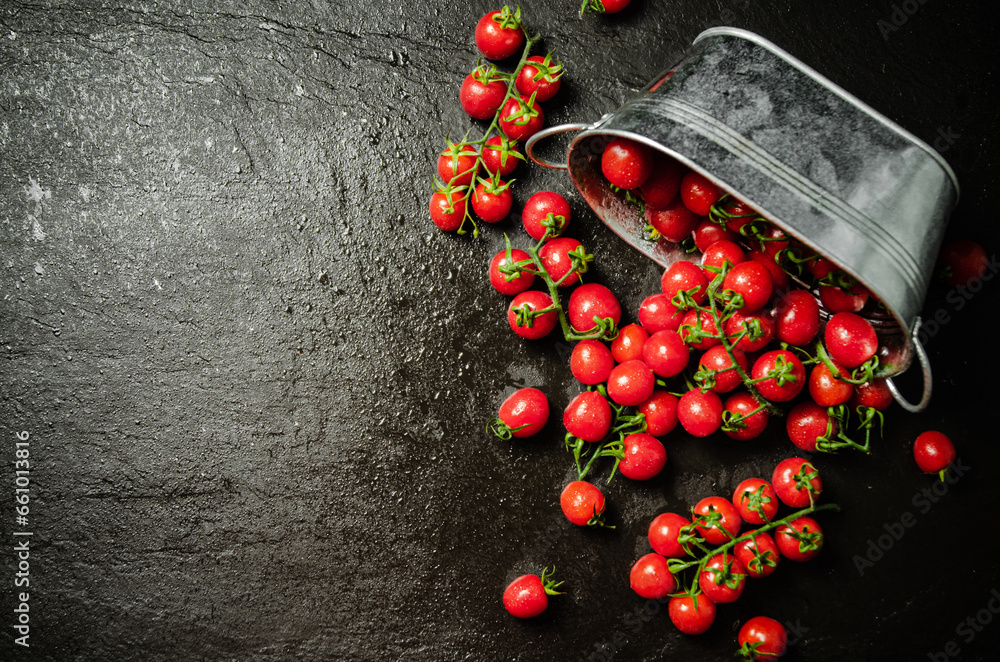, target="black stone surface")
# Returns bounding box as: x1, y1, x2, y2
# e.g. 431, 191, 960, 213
1, 1, 998, 660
